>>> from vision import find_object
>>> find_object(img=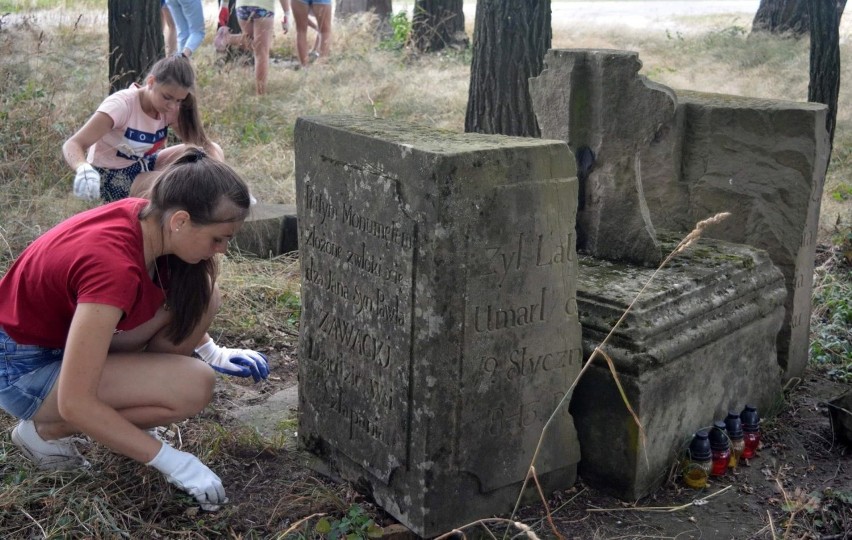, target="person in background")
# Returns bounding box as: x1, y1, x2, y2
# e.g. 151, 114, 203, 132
166, 0, 206, 58
162, 0, 178, 56
291, 0, 331, 67
214, 0, 288, 94
63, 54, 223, 202
0, 149, 268, 510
